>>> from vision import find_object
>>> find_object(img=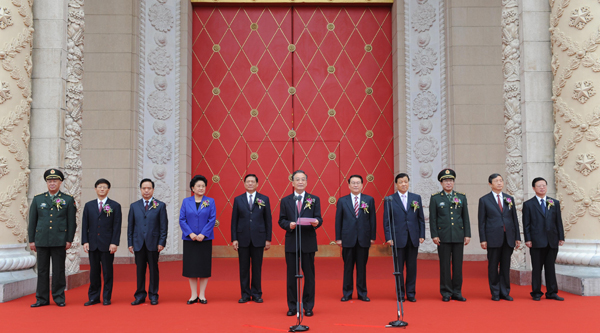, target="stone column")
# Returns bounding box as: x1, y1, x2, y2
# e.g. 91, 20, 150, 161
550, 1, 600, 295
0, 0, 37, 302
